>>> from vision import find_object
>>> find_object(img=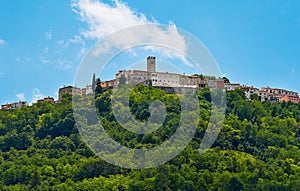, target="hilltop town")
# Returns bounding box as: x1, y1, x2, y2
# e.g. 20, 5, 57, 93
1, 56, 299, 110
